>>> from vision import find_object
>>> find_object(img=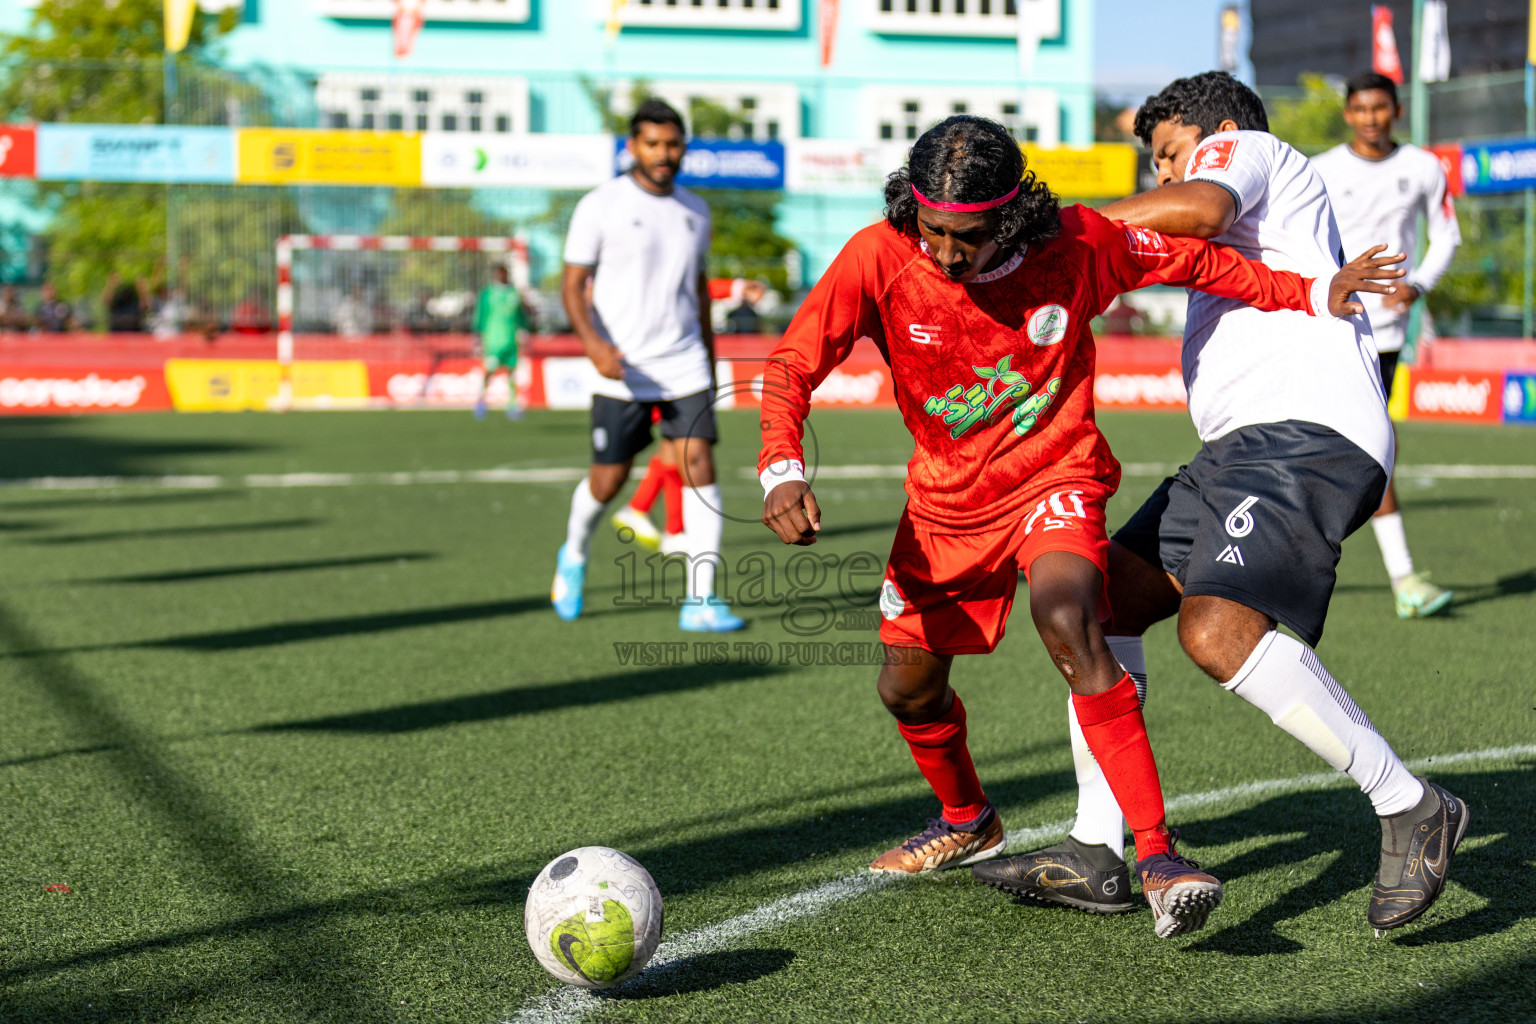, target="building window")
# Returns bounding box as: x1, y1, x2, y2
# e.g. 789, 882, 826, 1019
469, 115, 482, 132
416, 113, 429, 131
867, 0, 1056, 38
360, 88, 380, 102
590, 0, 800, 29
387, 112, 404, 130
863, 86, 1061, 147
495, 114, 511, 132
328, 111, 349, 128
317, 73, 530, 135
619, 80, 800, 140
413, 89, 431, 104
313, 0, 532, 23
360, 112, 375, 130
466, 91, 484, 105
442, 114, 457, 131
